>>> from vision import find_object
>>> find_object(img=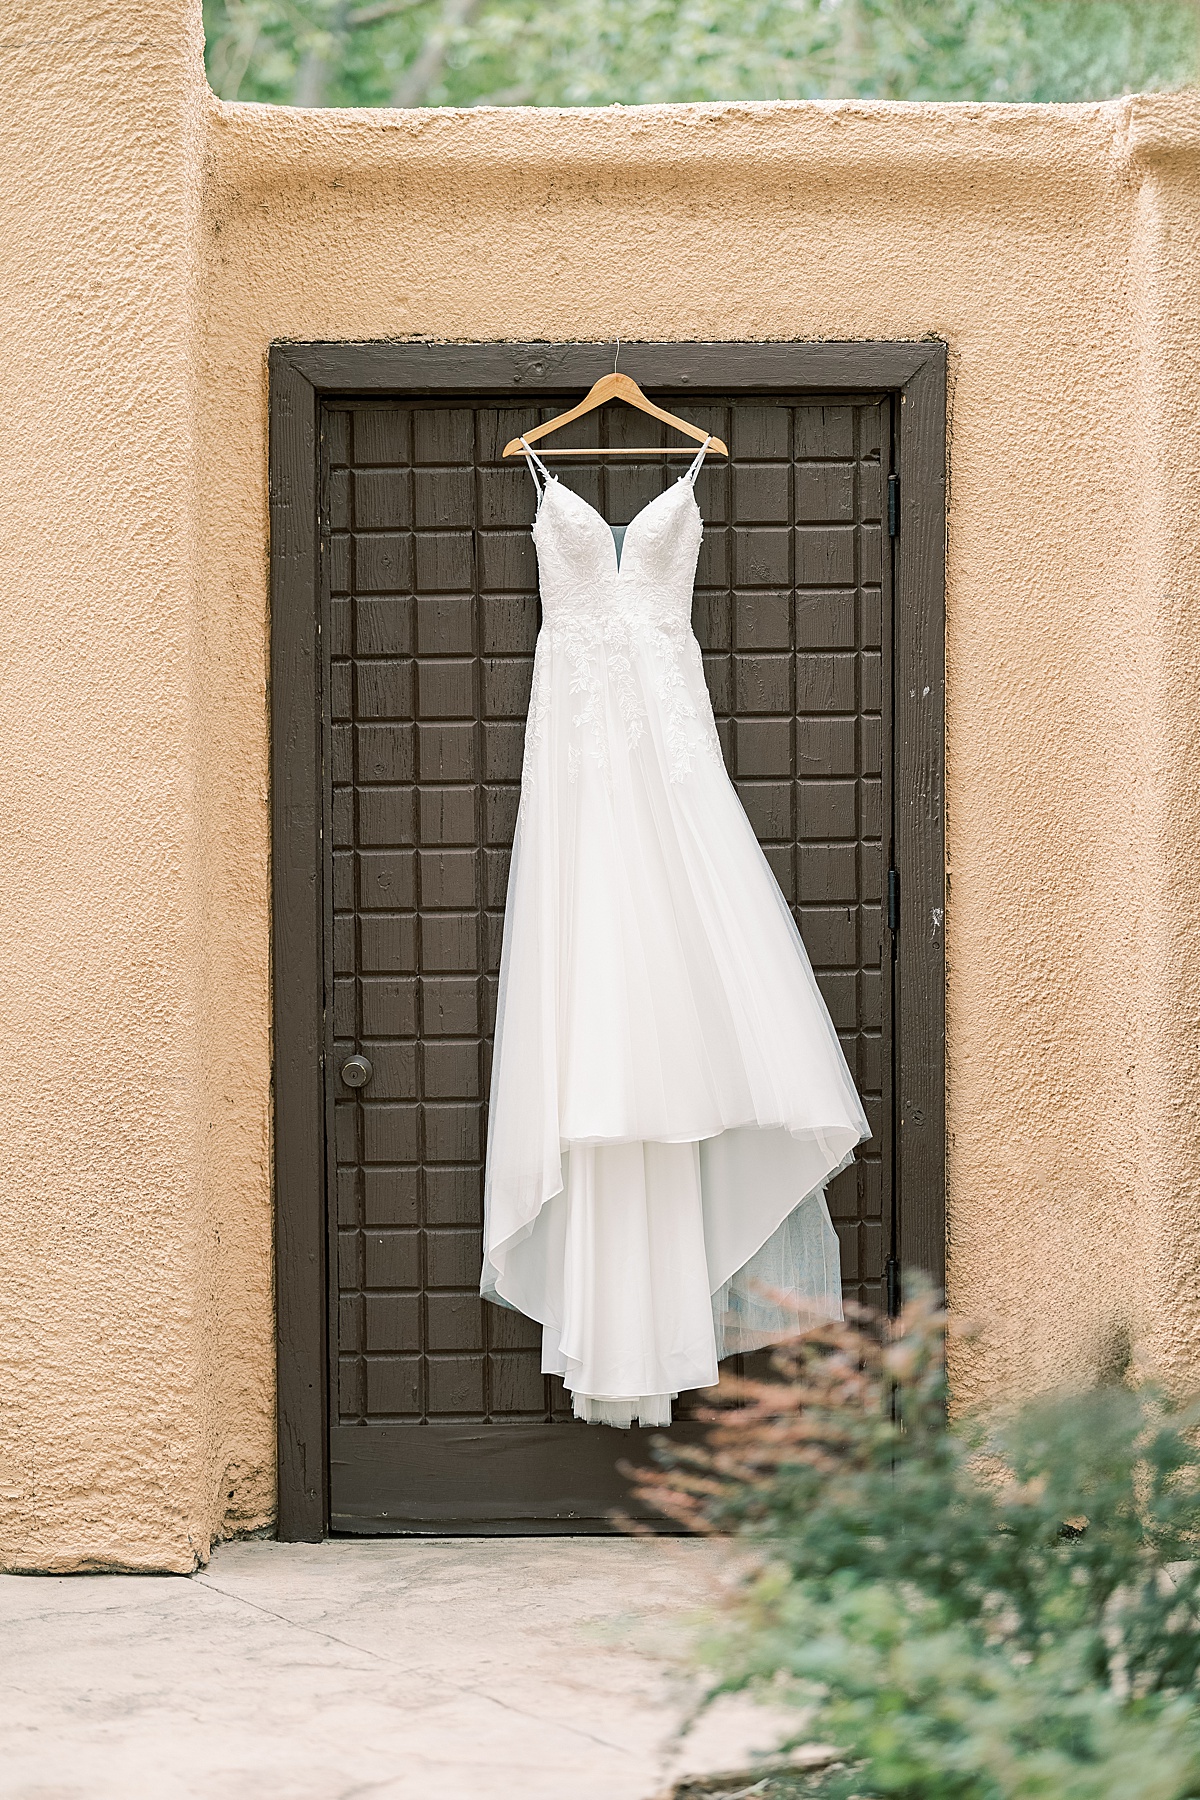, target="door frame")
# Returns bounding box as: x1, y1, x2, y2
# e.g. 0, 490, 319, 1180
269, 339, 947, 1542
